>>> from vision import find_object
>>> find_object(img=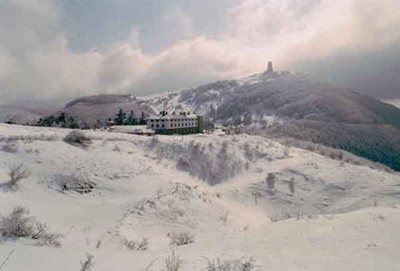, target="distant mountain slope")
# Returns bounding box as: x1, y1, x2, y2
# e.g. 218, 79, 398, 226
62, 94, 156, 126
0, 105, 57, 124
172, 72, 400, 127
2, 70, 400, 170
142, 71, 400, 170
